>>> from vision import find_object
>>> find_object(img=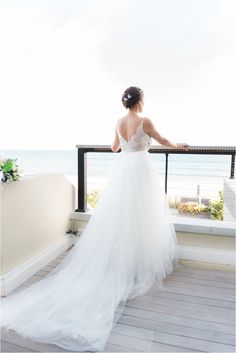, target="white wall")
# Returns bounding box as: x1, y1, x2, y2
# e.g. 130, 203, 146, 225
0, 174, 75, 276
70, 211, 235, 266
223, 178, 236, 221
